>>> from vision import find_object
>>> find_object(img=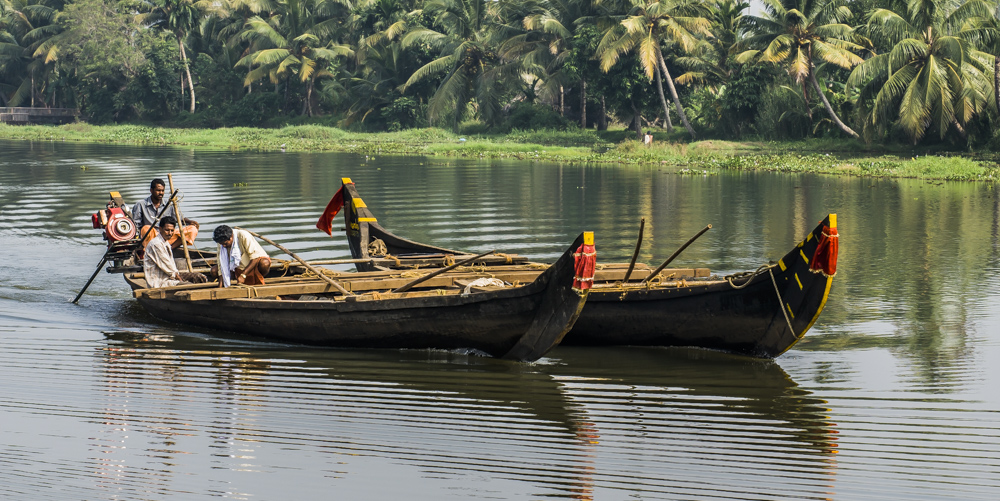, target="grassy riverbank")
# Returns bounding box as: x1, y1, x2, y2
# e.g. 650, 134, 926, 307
2, 123, 998, 181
